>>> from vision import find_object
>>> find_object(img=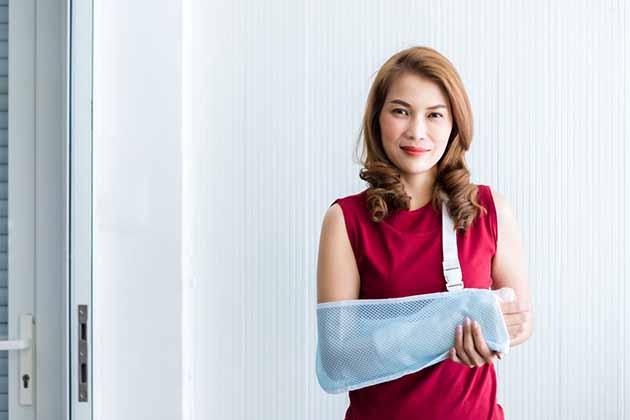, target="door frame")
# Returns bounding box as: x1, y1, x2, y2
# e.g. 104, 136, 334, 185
69, 0, 92, 419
